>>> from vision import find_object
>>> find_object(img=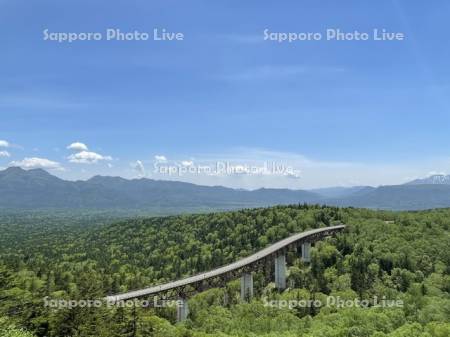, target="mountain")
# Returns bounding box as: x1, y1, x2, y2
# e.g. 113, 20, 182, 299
0, 167, 322, 210
2, 167, 450, 211
310, 186, 374, 199
0, 167, 132, 208
405, 174, 450, 185
330, 184, 450, 210
311, 176, 450, 210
